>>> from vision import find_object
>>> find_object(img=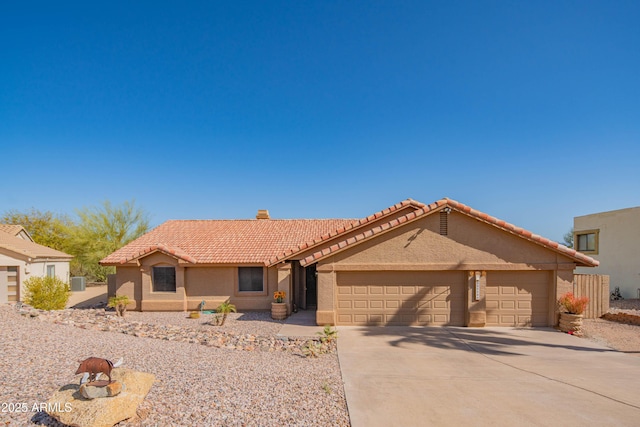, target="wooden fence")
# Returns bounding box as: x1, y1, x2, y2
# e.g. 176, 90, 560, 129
573, 274, 610, 319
